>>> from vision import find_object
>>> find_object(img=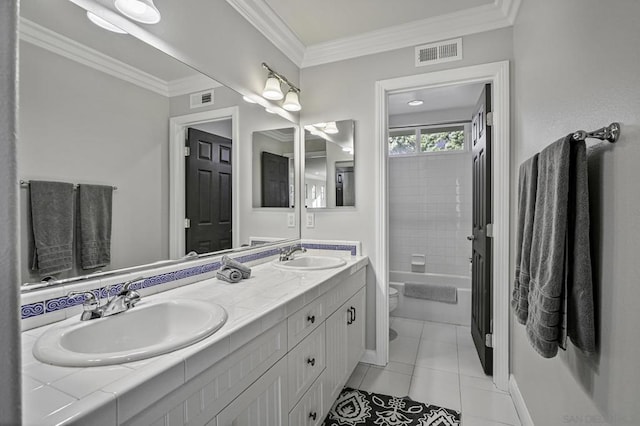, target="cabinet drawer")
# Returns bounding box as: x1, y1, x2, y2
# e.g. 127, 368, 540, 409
288, 295, 325, 350
289, 374, 324, 426
287, 323, 325, 409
